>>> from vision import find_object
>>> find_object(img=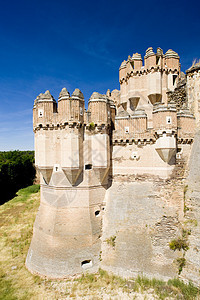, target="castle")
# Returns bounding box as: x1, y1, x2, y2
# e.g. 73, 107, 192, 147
26, 47, 200, 285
